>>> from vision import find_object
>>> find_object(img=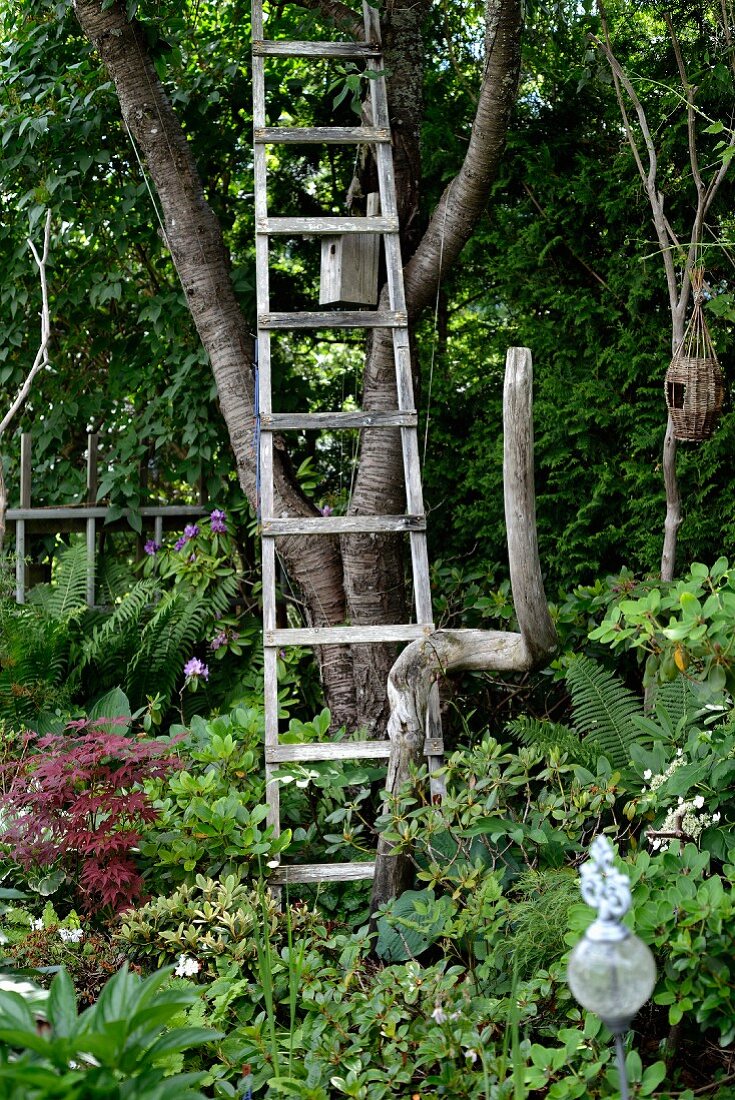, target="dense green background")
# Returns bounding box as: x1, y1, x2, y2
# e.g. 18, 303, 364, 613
1, 0, 734, 593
